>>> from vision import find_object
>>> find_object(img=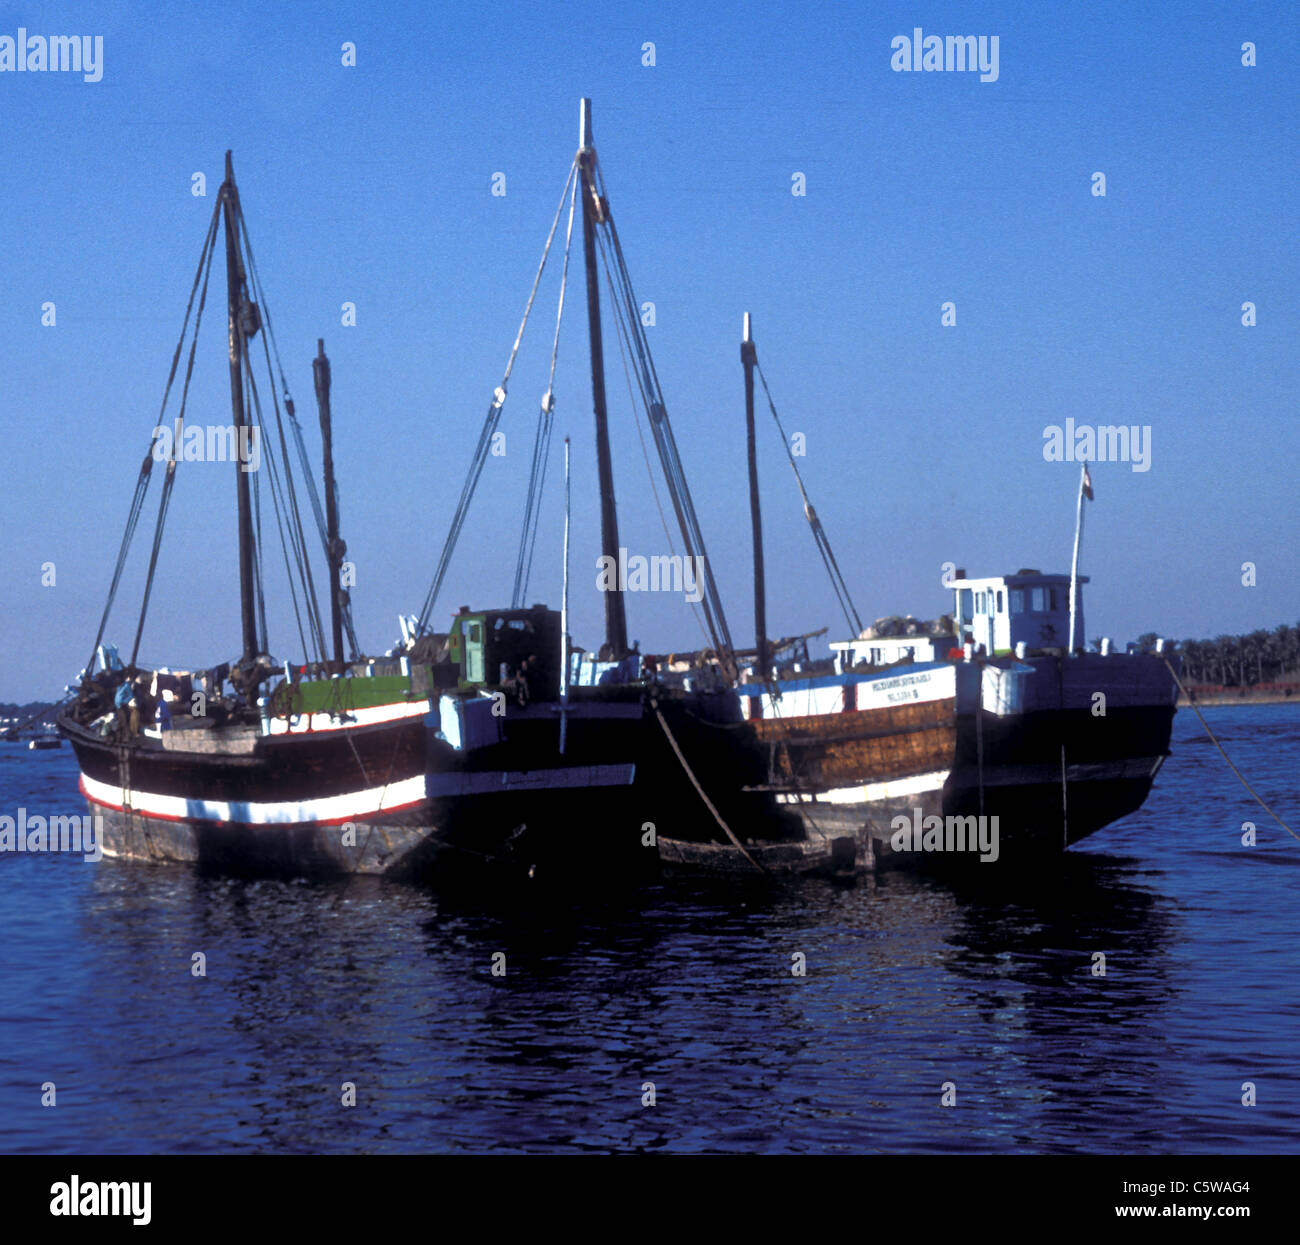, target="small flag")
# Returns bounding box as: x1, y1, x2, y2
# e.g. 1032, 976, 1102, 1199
1081, 463, 1094, 501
